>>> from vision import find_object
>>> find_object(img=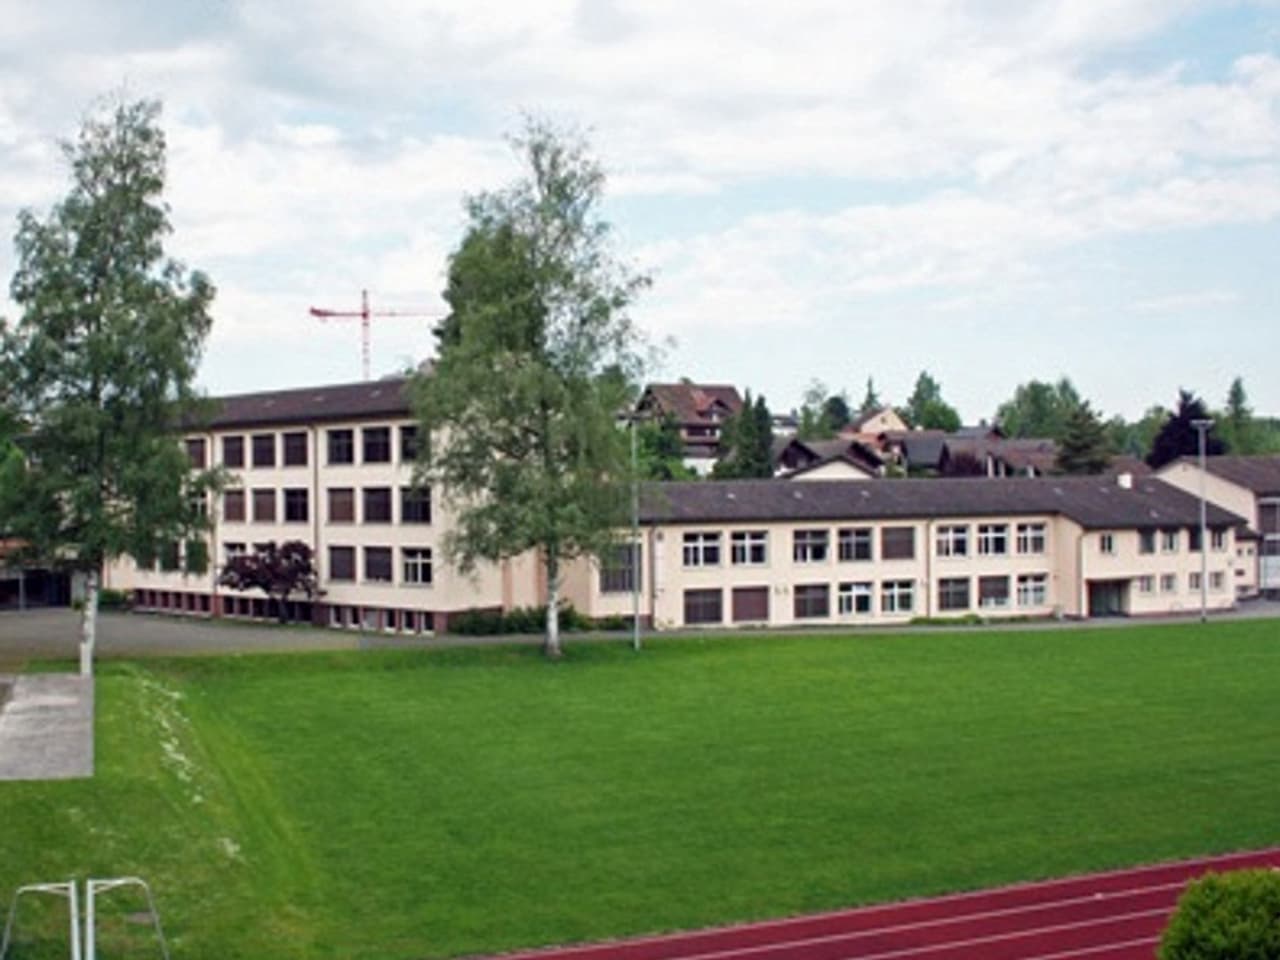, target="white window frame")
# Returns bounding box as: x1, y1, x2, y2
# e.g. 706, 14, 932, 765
1160, 573, 1177, 593
1210, 529, 1227, 551
1189, 571, 1202, 592
682, 532, 722, 568
793, 529, 830, 564
837, 527, 873, 562
730, 531, 768, 566
1210, 571, 1225, 592
1135, 575, 1155, 595
1016, 523, 1046, 555
880, 579, 914, 614
977, 523, 1009, 556
837, 581, 873, 616
1099, 533, 1116, 555
936, 525, 969, 558
1161, 529, 1179, 553
1016, 573, 1048, 607
402, 547, 433, 586
978, 575, 1011, 609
